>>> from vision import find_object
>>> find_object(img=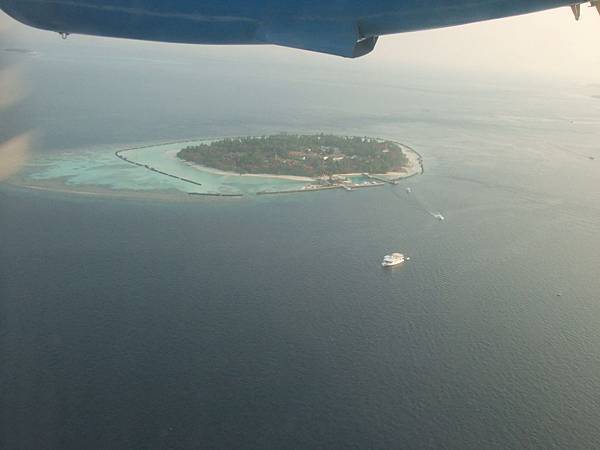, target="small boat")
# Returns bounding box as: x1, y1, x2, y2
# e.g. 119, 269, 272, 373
406, 187, 412, 194
433, 213, 445, 221
382, 253, 407, 267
